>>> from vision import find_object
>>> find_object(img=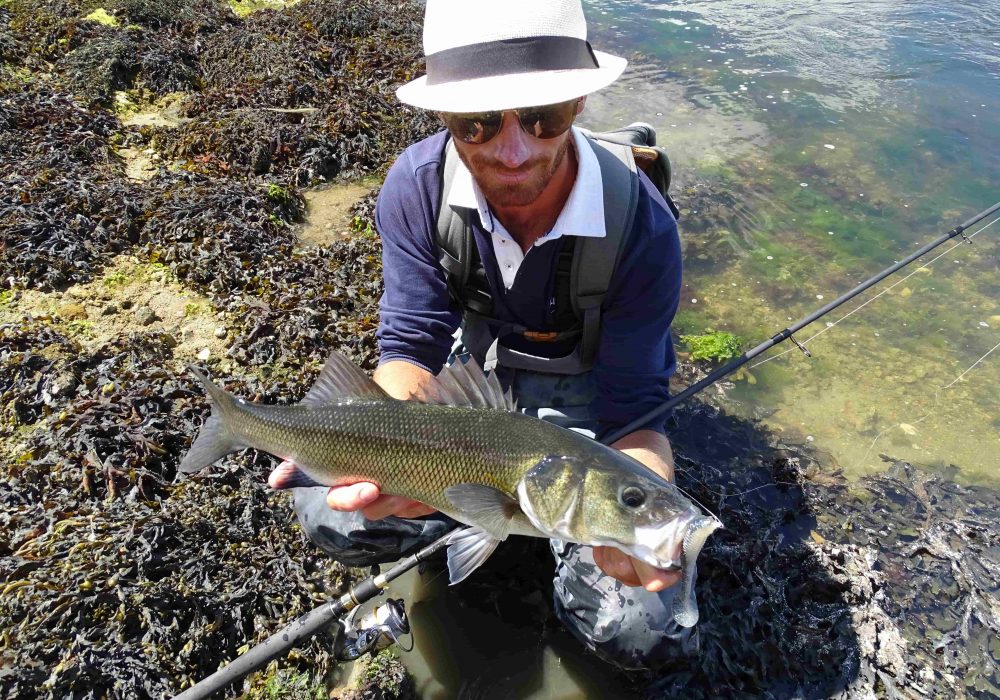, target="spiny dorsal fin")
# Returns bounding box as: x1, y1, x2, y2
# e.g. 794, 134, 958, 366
429, 356, 515, 411
300, 351, 389, 406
